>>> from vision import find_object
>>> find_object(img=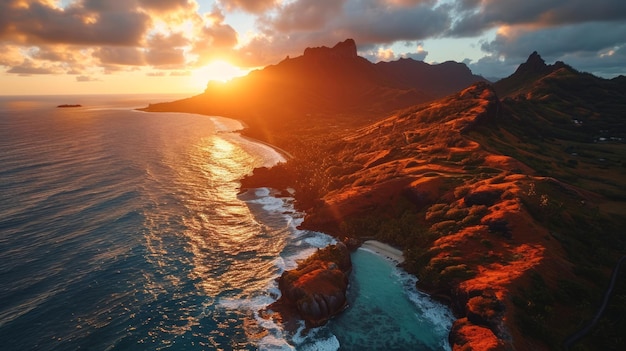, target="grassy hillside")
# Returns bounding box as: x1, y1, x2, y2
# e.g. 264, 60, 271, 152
241, 75, 626, 349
